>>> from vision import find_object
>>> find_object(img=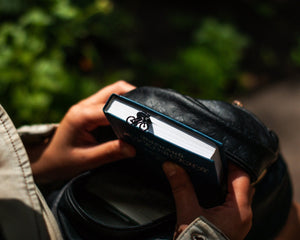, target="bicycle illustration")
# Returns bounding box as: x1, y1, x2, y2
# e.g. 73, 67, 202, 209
126, 111, 152, 131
